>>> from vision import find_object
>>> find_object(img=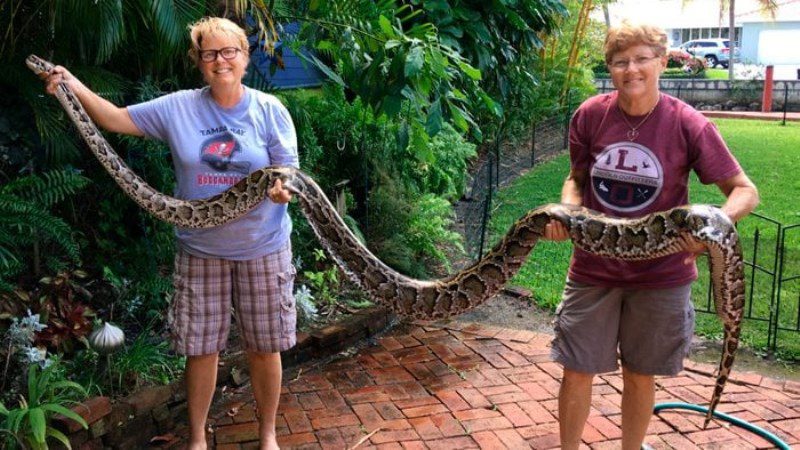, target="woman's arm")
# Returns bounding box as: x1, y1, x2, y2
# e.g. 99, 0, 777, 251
561, 168, 587, 206
715, 172, 759, 222
42, 66, 143, 137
